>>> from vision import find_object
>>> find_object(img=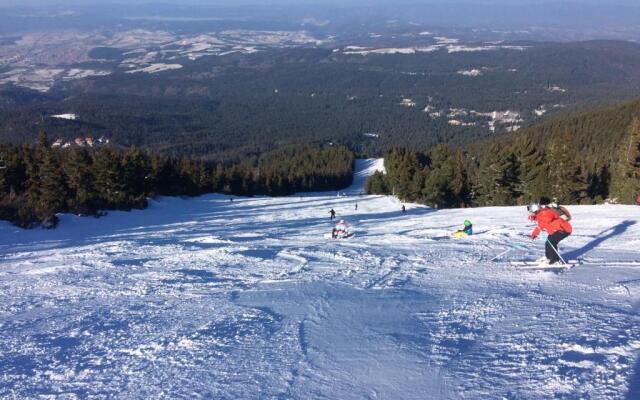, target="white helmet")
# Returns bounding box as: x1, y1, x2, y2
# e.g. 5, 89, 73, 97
527, 203, 540, 213
339, 219, 345, 224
